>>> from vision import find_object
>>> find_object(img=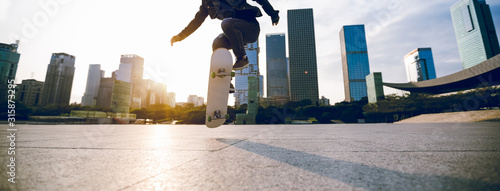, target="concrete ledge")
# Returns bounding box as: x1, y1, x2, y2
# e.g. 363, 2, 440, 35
397, 110, 500, 123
